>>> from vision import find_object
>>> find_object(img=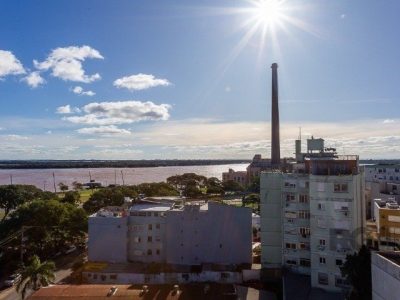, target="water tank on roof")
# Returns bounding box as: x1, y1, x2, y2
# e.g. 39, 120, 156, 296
307, 137, 324, 152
